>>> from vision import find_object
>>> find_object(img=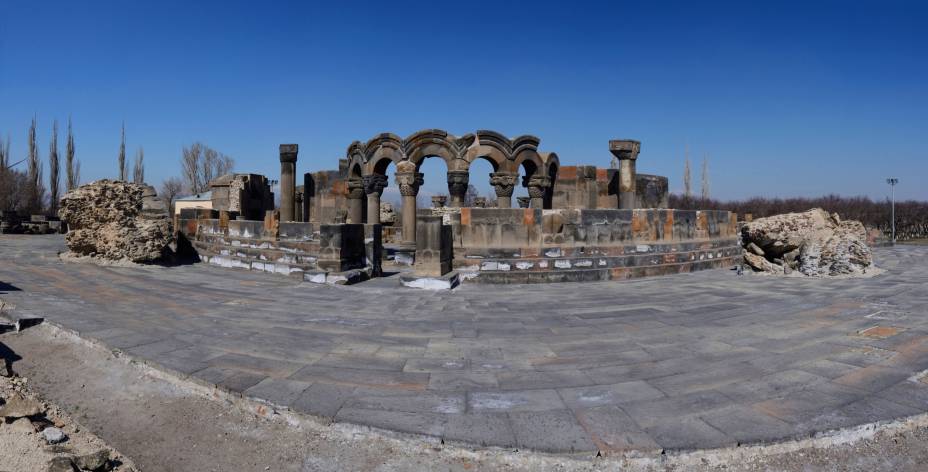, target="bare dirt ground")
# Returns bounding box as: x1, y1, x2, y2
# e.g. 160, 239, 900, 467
2, 323, 928, 472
